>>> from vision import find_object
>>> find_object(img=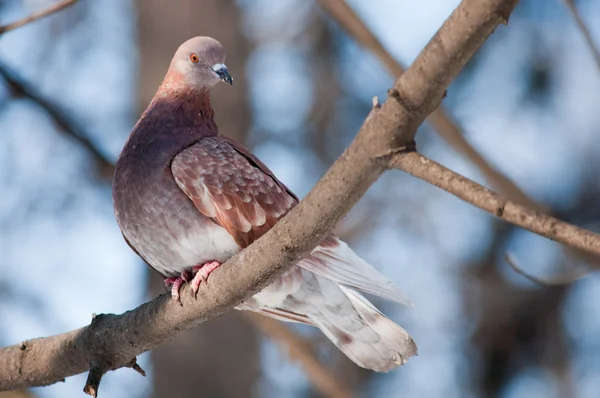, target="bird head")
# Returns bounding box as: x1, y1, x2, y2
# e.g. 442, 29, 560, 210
167, 36, 233, 90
